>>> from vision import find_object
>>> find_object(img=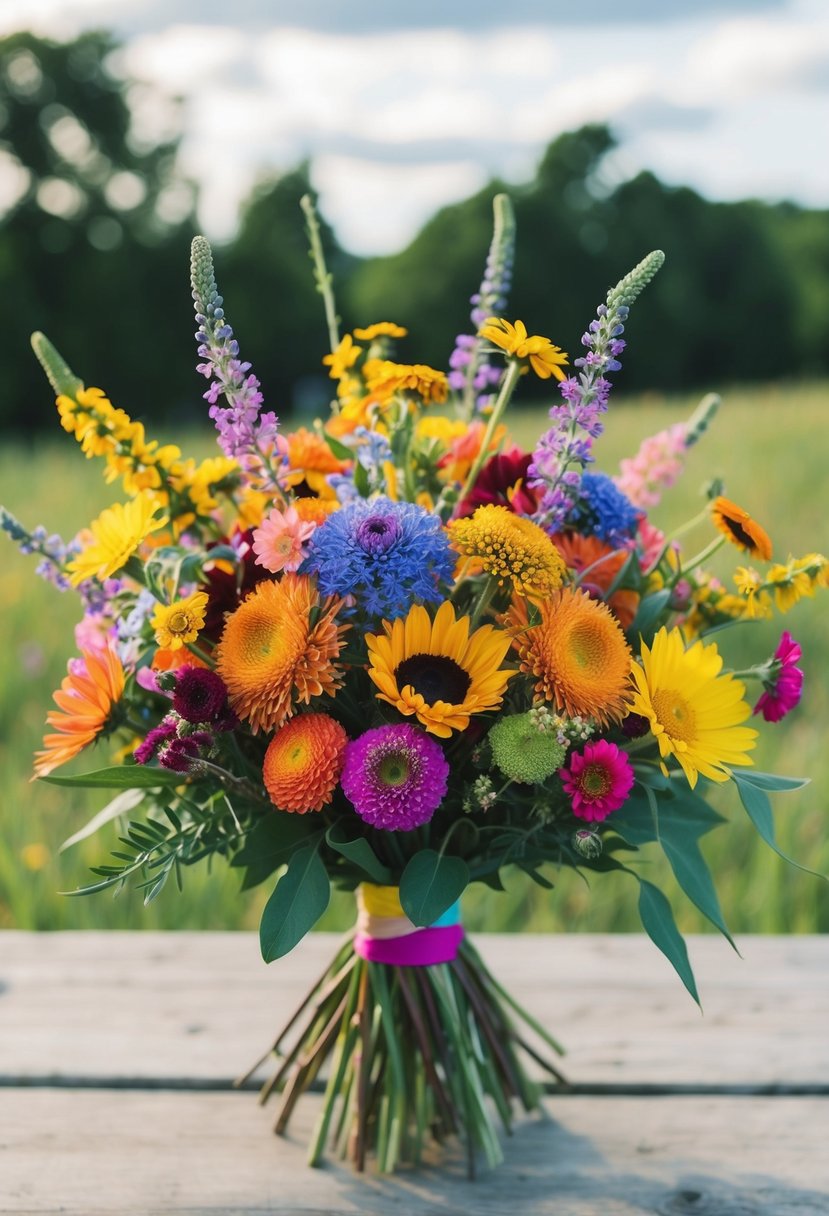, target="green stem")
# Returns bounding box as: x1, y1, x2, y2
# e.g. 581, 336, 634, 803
680, 533, 726, 577
457, 358, 522, 506
469, 575, 499, 628
301, 194, 340, 353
